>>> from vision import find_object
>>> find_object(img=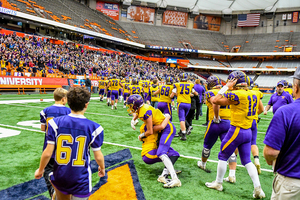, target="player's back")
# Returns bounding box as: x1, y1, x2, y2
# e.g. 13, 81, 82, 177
124, 82, 131, 93
142, 80, 150, 92
98, 80, 106, 89
138, 104, 165, 125
110, 78, 120, 90
48, 114, 103, 194
129, 84, 143, 95
225, 89, 253, 129
159, 84, 174, 103
205, 89, 230, 121
249, 89, 263, 120
174, 82, 194, 103
150, 85, 160, 102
